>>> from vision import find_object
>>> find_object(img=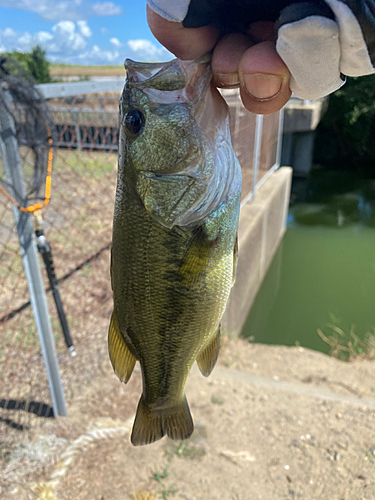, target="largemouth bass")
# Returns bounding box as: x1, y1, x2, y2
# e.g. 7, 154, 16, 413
109, 55, 242, 446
